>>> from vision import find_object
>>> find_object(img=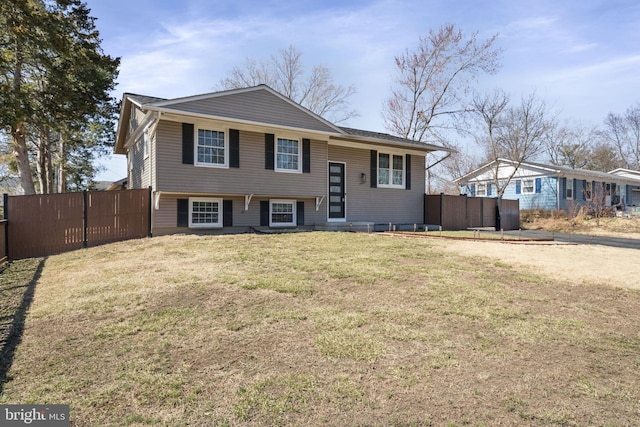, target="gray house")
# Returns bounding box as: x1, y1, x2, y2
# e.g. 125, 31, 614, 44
115, 85, 449, 234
